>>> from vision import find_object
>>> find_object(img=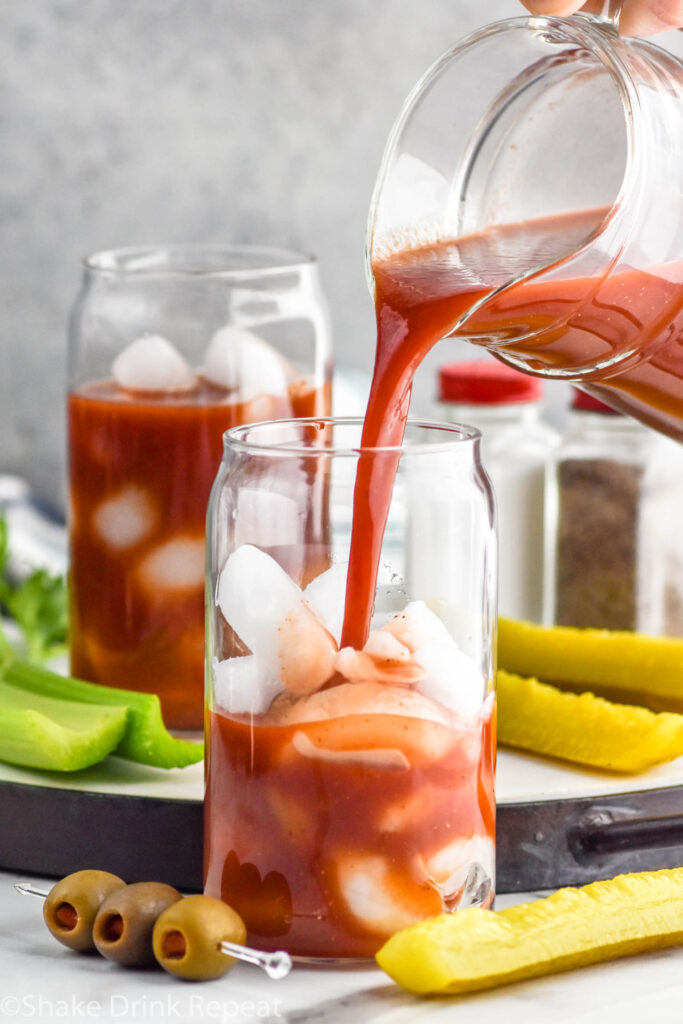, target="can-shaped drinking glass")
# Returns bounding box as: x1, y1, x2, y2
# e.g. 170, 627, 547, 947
205, 417, 497, 960
68, 245, 332, 730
